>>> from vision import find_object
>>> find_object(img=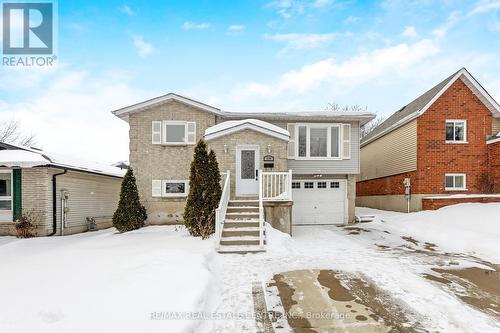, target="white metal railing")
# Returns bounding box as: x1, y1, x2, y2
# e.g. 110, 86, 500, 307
215, 170, 230, 249
258, 170, 264, 249
261, 170, 293, 201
